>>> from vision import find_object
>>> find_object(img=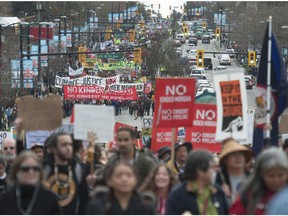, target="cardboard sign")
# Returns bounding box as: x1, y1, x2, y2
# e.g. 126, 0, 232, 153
109, 83, 144, 92
55, 75, 120, 88
26, 131, 53, 149
74, 104, 115, 141
63, 86, 138, 100
144, 81, 152, 94
185, 104, 222, 153
16, 95, 63, 131
214, 70, 248, 142
153, 78, 196, 128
